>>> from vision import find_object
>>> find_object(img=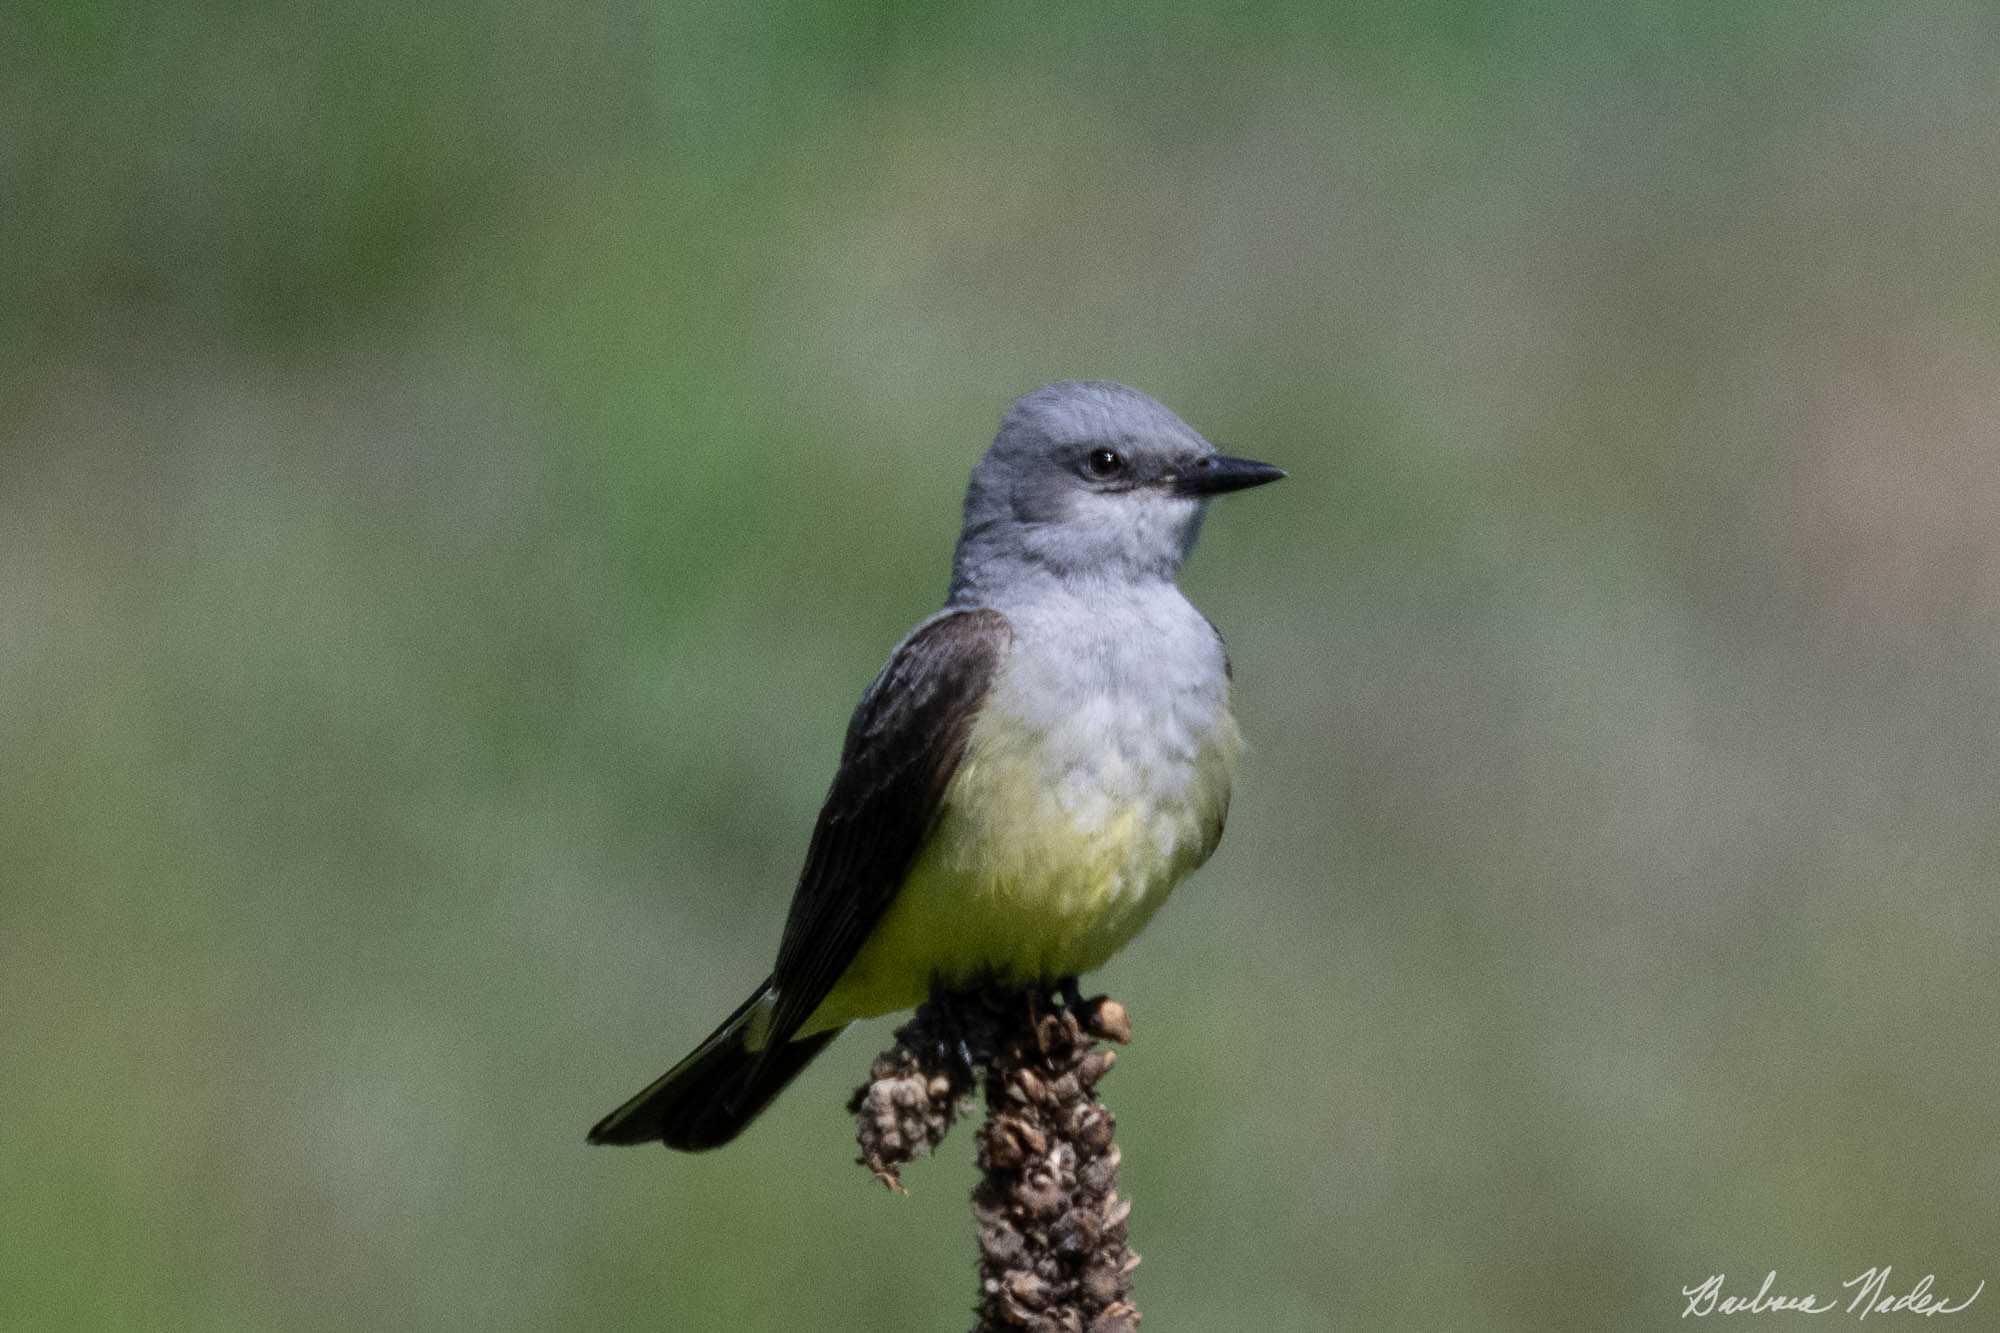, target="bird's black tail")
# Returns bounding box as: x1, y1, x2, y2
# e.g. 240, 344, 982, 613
586, 980, 840, 1150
